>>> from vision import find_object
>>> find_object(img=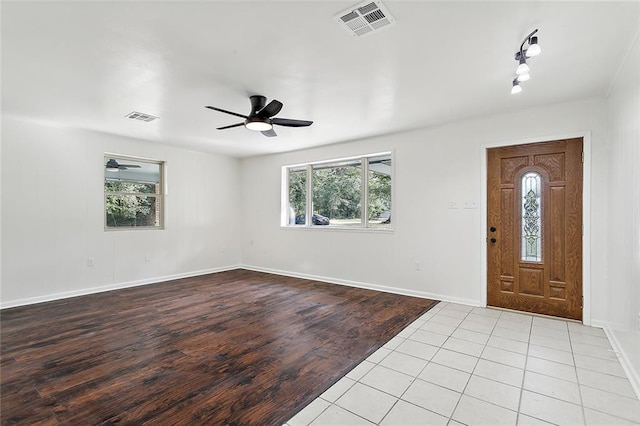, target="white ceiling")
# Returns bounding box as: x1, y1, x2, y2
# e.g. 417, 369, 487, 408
2, 1, 638, 158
